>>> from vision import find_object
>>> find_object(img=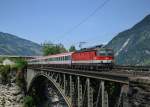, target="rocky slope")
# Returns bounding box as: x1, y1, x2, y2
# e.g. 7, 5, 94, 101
0, 83, 24, 107
0, 68, 24, 107
107, 15, 150, 65
128, 77, 150, 107
0, 32, 42, 56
